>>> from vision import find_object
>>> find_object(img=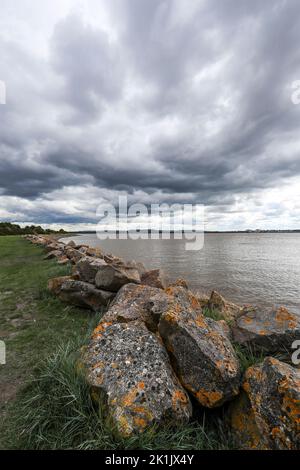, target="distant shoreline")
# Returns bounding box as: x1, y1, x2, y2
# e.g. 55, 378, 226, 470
63, 229, 300, 235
